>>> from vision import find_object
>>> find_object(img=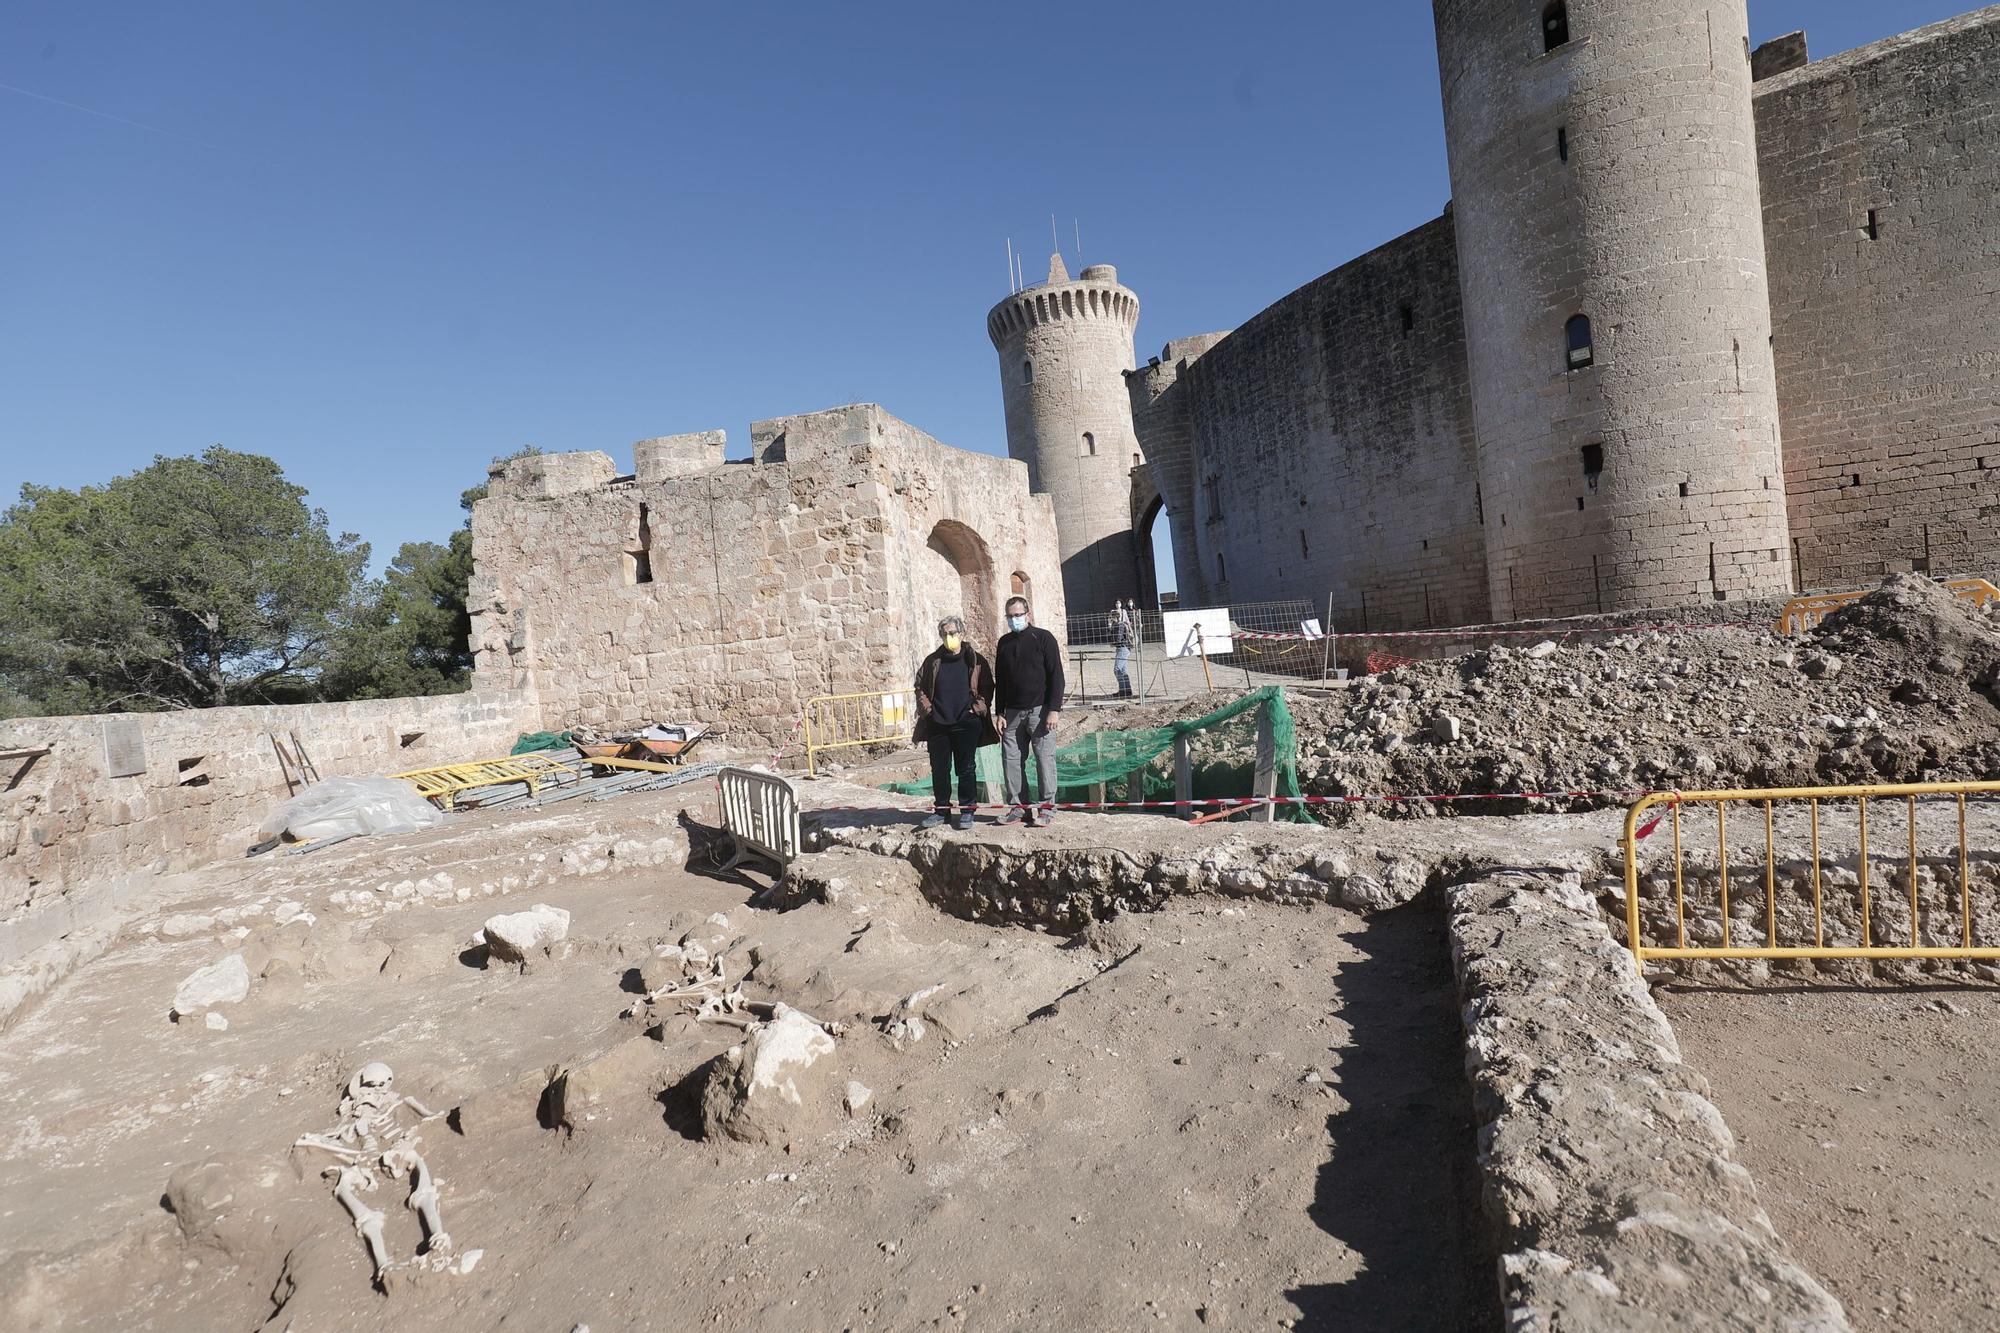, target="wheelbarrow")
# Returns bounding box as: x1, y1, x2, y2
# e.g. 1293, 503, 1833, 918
624, 725, 708, 766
